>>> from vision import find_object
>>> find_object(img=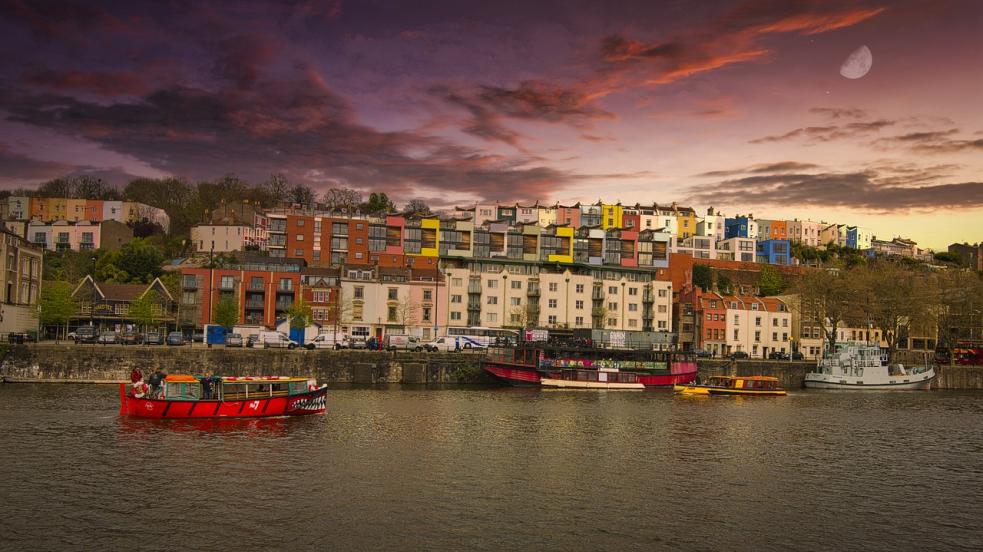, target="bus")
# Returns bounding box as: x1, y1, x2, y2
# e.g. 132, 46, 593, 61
935, 340, 983, 365
445, 327, 519, 349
